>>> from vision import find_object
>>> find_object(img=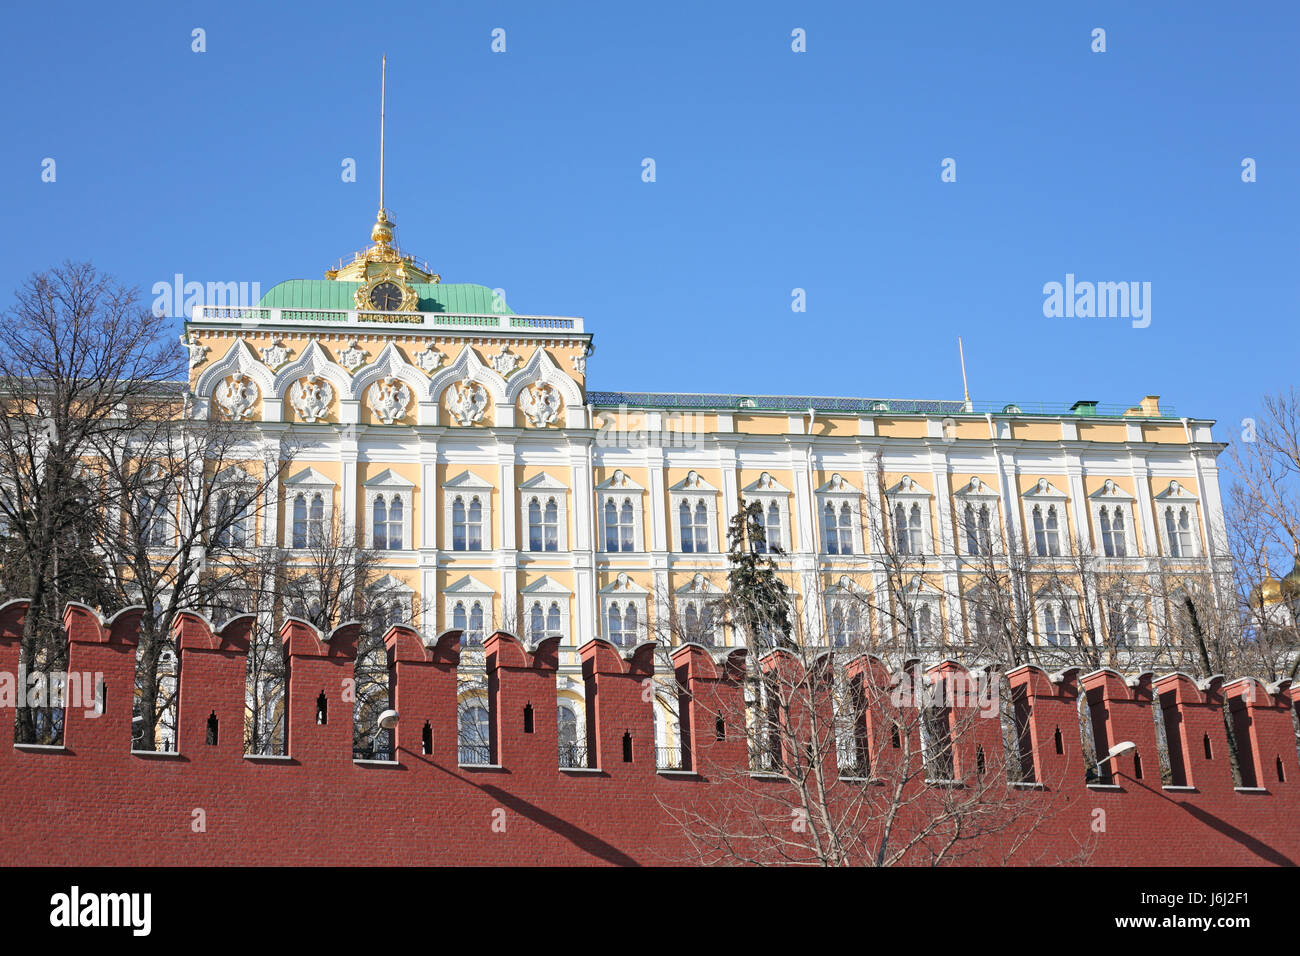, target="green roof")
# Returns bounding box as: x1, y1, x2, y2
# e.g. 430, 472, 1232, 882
258, 280, 513, 315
